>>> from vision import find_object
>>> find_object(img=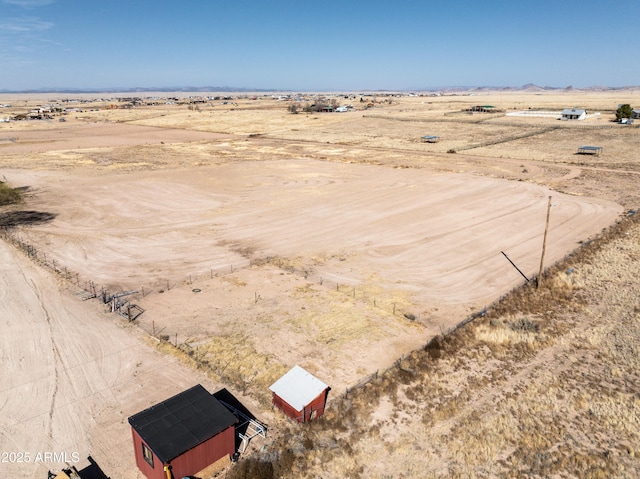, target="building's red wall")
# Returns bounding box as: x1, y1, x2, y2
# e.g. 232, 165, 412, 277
131, 428, 164, 479
303, 389, 329, 421
168, 425, 235, 479
273, 389, 329, 423
131, 425, 235, 479
272, 393, 303, 421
